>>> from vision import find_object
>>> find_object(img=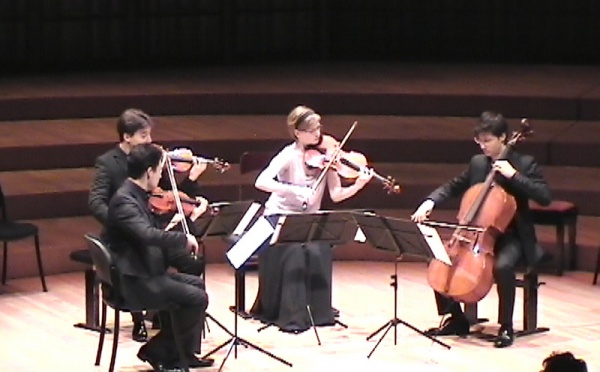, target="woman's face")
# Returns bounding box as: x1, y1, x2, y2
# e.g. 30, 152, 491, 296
295, 115, 322, 146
